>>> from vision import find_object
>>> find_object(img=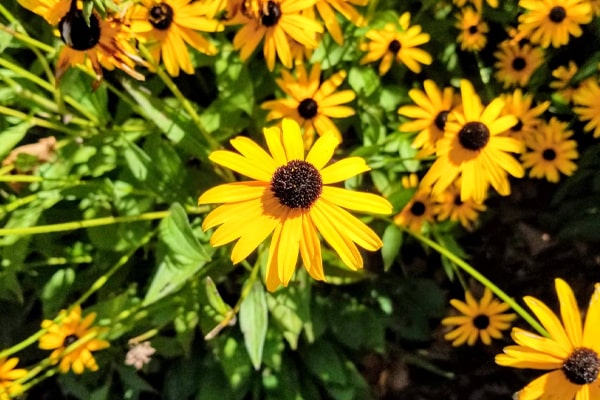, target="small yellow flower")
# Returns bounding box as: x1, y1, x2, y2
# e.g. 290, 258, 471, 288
573, 78, 600, 138
0, 357, 27, 400
360, 12, 432, 75
39, 306, 110, 374
393, 174, 436, 232
496, 279, 600, 399
550, 61, 579, 102
521, 117, 579, 183
455, 7, 489, 52
442, 287, 516, 346
434, 180, 486, 231
494, 40, 544, 88
500, 88, 550, 143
